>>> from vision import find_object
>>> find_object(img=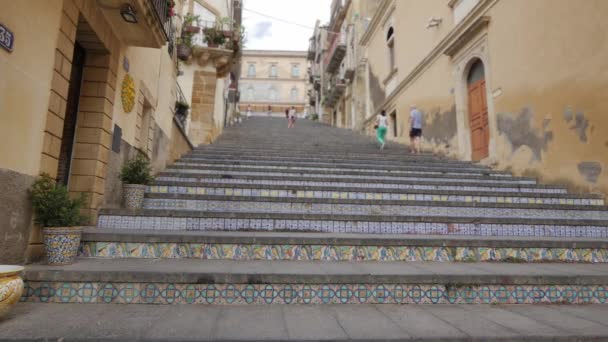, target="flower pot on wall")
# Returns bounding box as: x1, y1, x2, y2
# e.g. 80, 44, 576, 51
123, 184, 147, 210
42, 227, 83, 265
0, 265, 24, 320
184, 26, 200, 34
177, 43, 192, 61
176, 104, 189, 116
